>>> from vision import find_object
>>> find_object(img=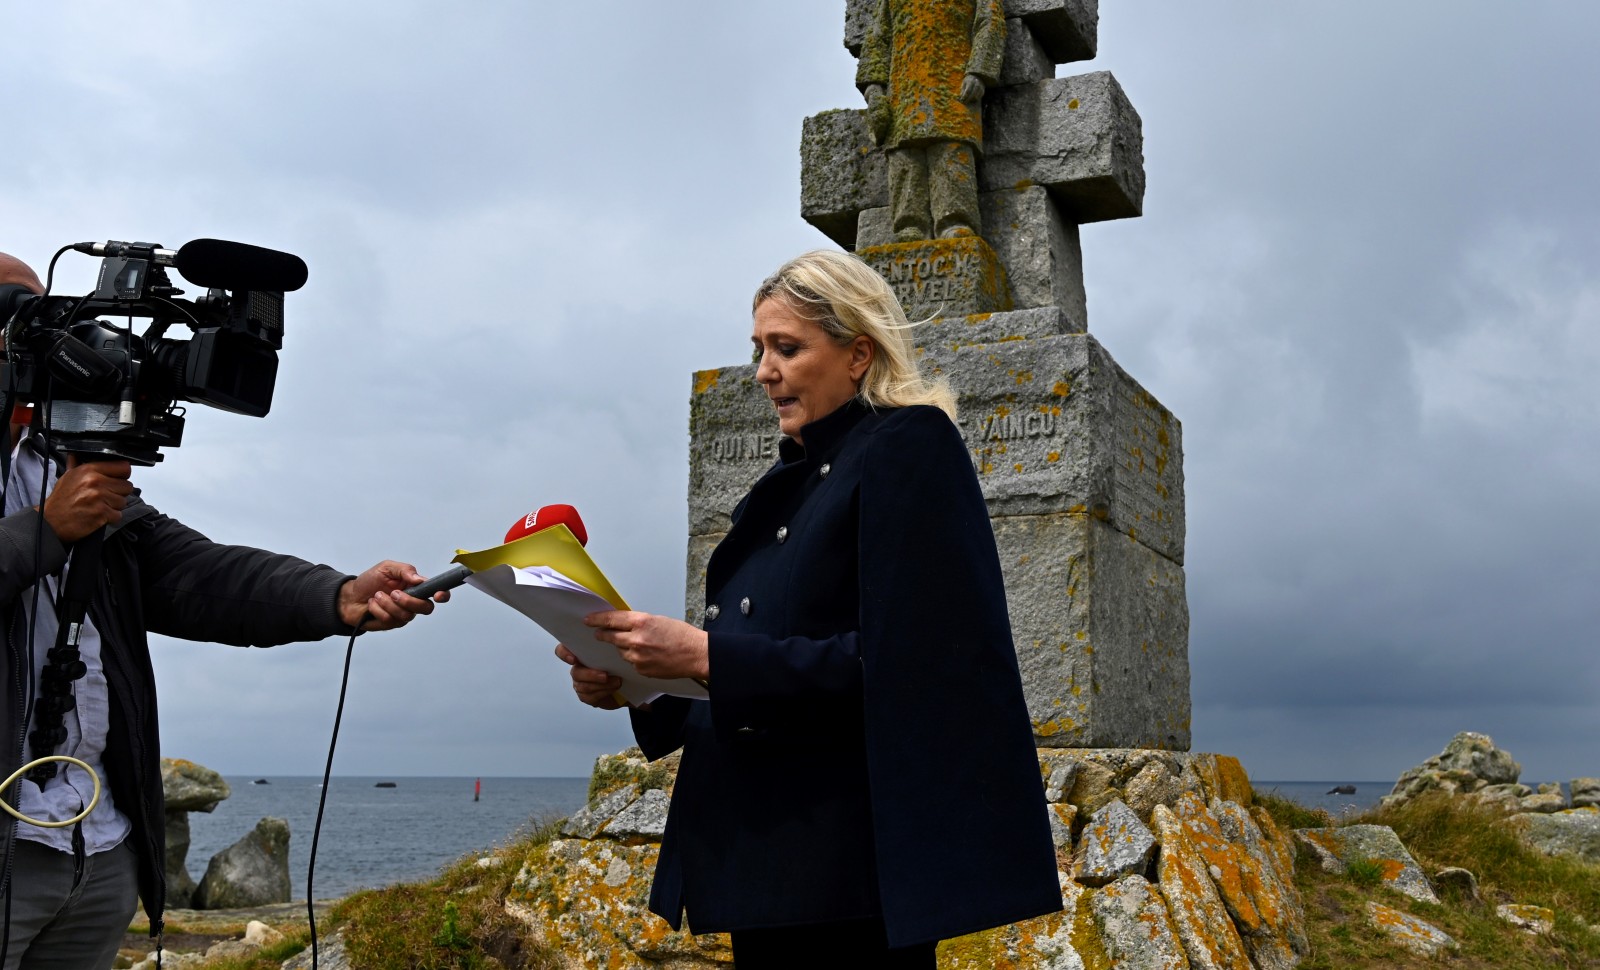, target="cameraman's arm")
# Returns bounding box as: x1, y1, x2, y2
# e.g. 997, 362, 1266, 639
135, 508, 357, 646
0, 508, 69, 604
